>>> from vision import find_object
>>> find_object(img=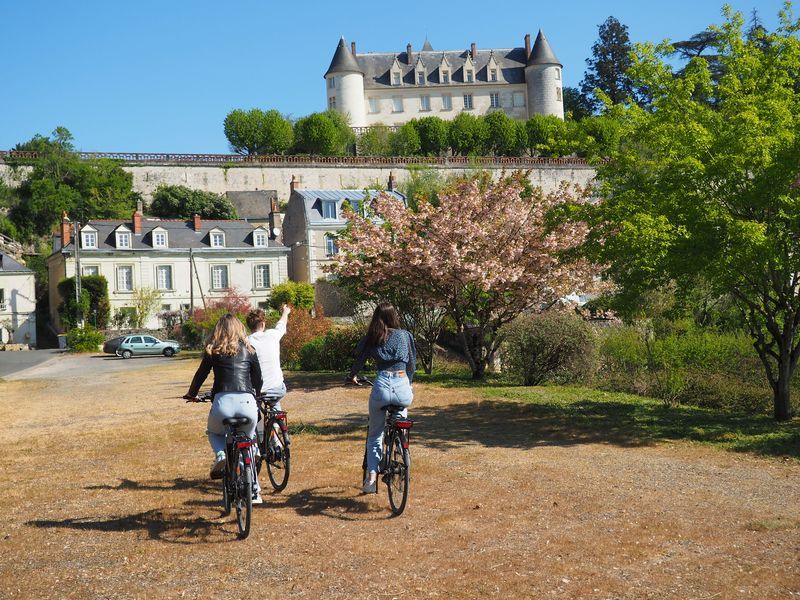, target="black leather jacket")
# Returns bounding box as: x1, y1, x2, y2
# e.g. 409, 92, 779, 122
187, 343, 263, 397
